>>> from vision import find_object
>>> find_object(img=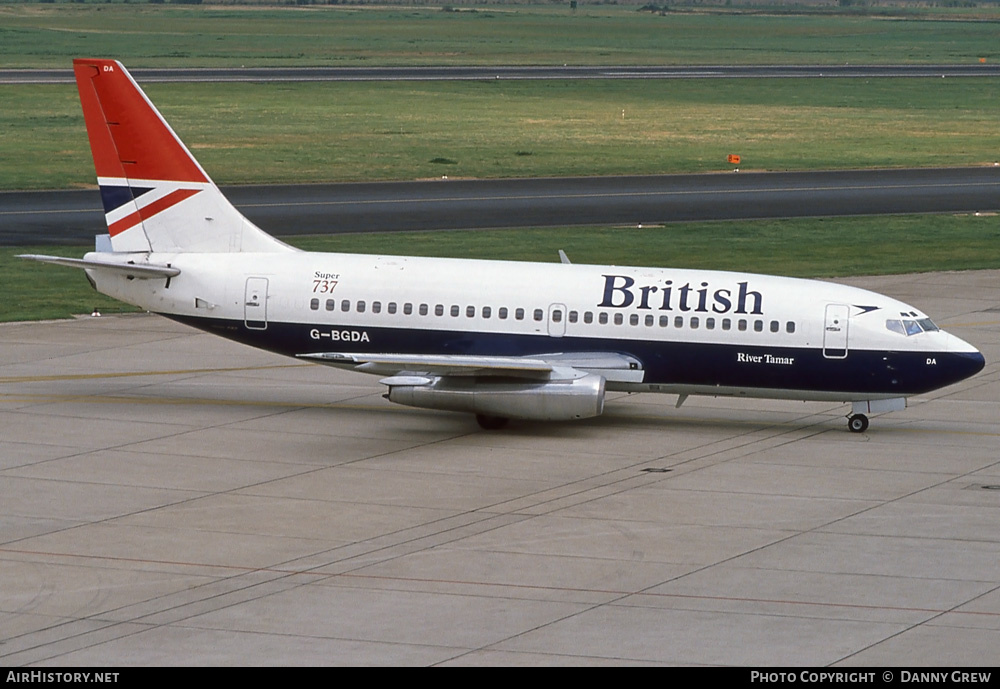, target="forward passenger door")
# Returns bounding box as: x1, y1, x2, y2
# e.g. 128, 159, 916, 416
823, 304, 849, 359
